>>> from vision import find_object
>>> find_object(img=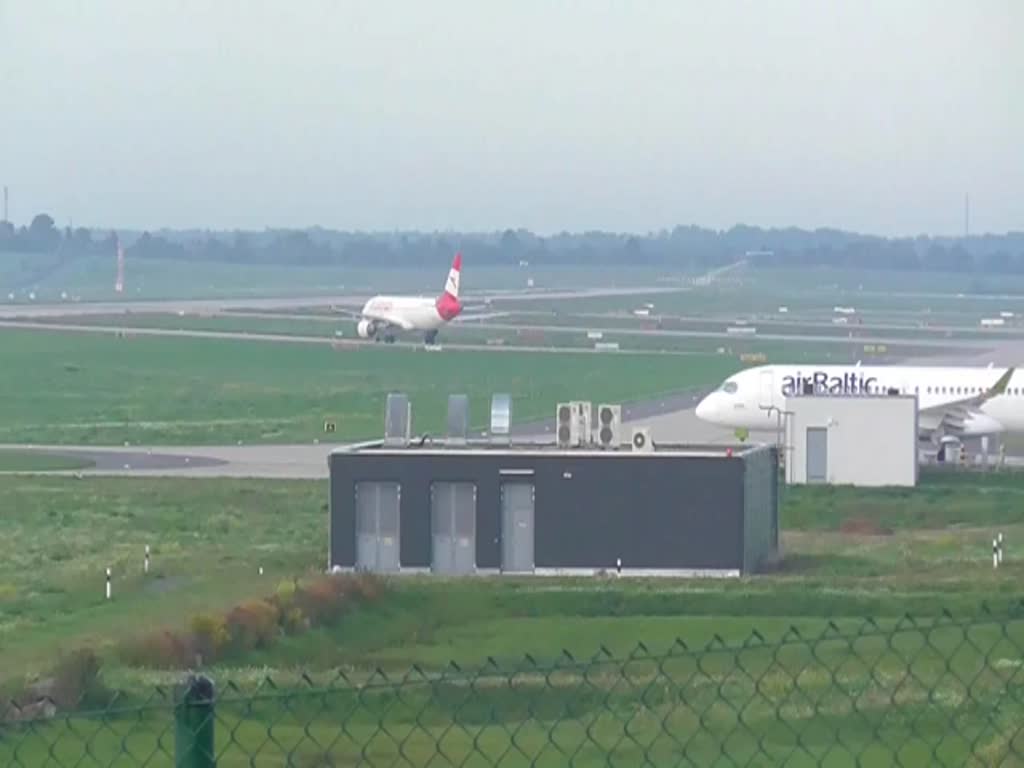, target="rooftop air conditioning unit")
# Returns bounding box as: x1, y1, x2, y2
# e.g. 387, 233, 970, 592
630, 426, 653, 453
595, 404, 622, 449
556, 401, 591, 448
556, 402, 579, 448
575, 401, 592, 447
